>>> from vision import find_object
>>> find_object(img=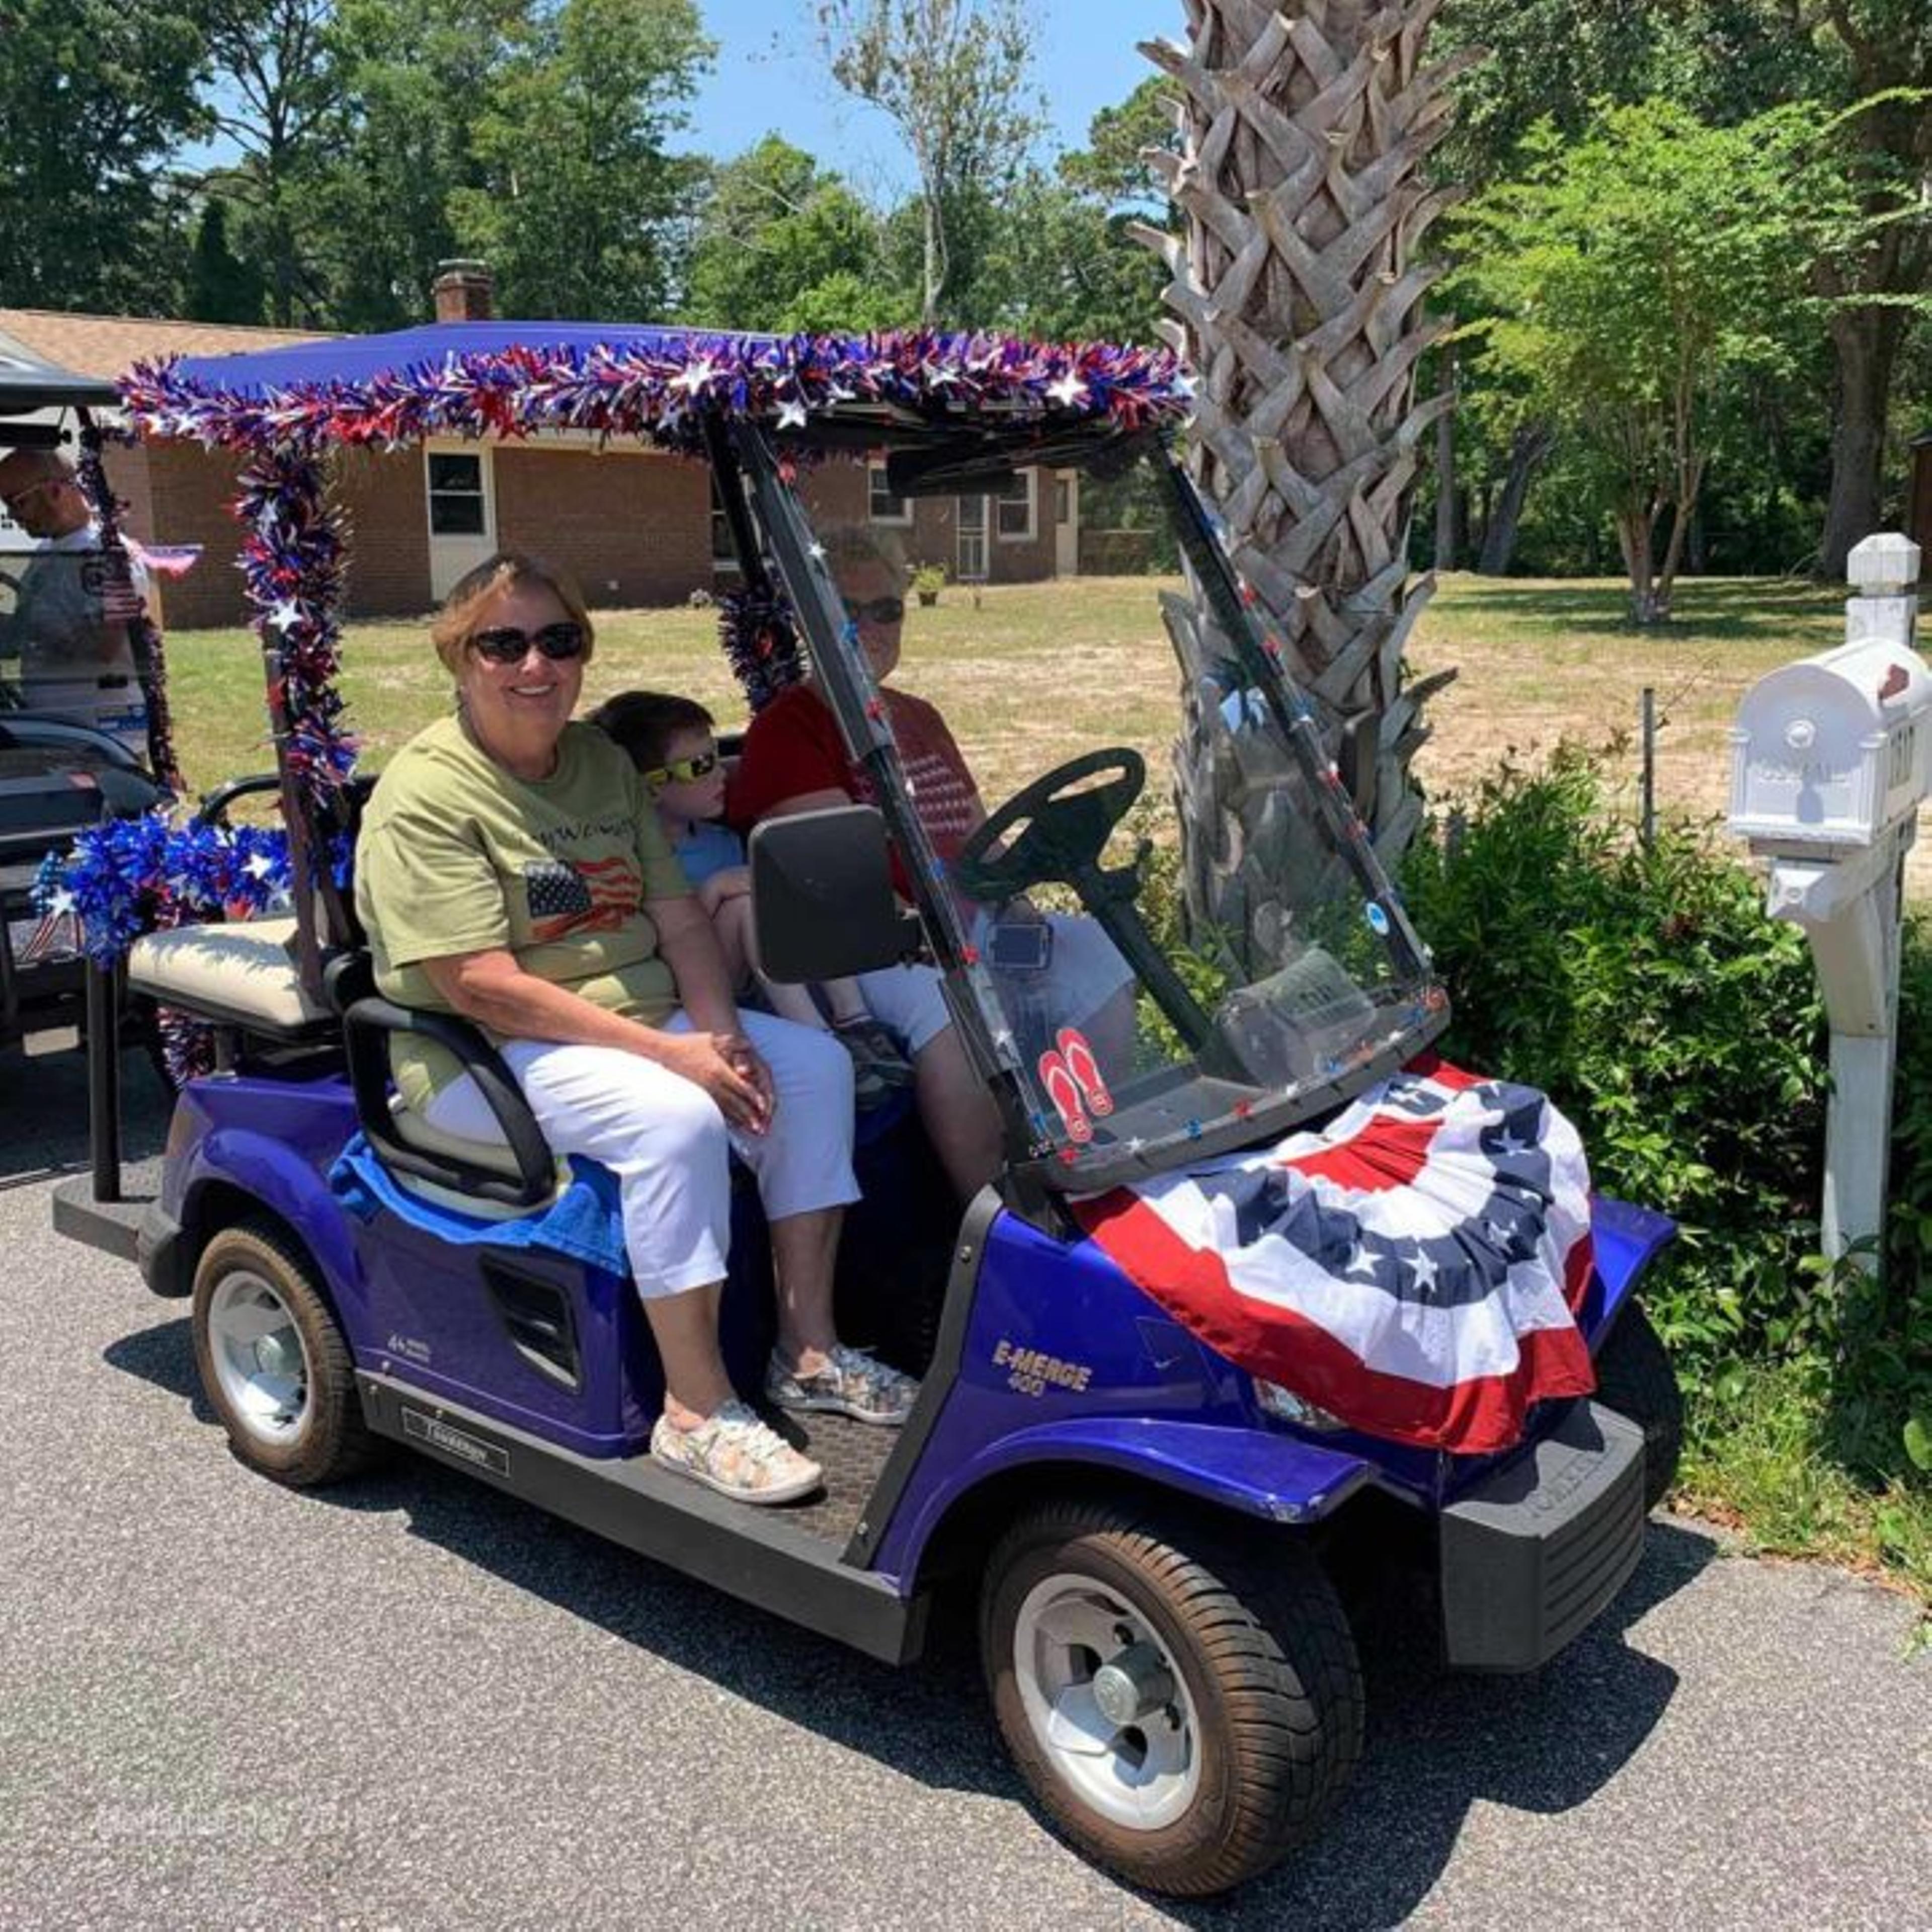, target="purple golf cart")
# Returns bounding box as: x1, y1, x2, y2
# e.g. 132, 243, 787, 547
51, 324, 1680, 1897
